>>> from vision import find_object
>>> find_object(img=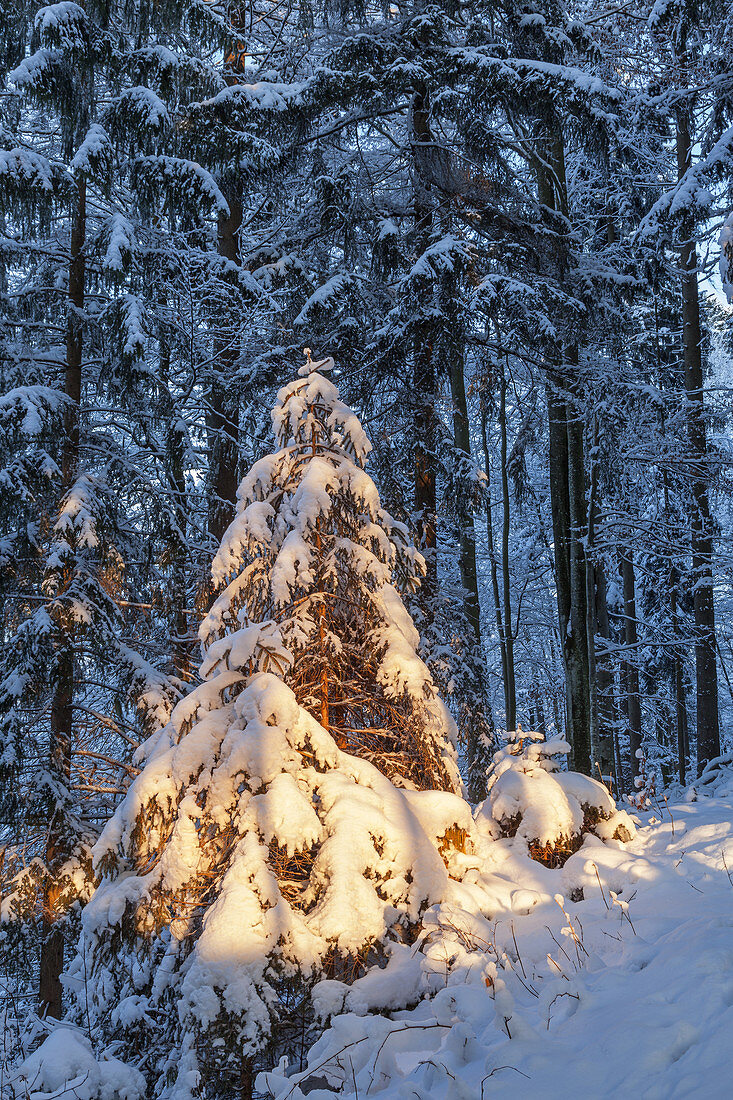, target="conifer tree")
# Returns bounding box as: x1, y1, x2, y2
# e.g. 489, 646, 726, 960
67, 352, 467, 1095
